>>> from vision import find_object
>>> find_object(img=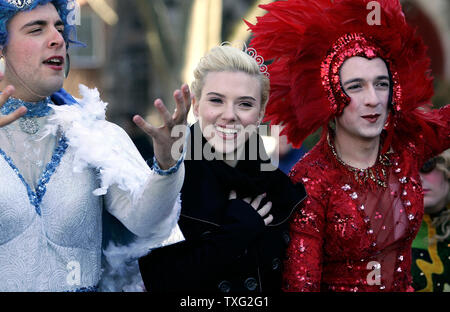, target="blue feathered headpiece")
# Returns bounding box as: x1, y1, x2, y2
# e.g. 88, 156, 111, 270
0, 0, 79, 48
